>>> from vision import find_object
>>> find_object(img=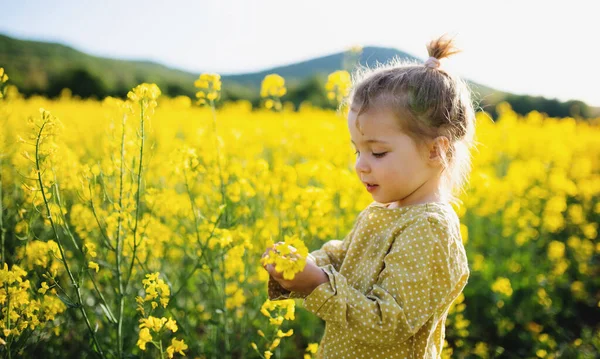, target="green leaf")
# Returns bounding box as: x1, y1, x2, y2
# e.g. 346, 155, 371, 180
100, 303, 117, 323
57, 293, 80, 309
